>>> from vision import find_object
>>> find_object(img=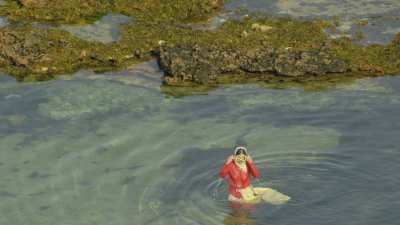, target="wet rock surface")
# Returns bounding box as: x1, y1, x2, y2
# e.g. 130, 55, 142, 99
159, 44, 349, 85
